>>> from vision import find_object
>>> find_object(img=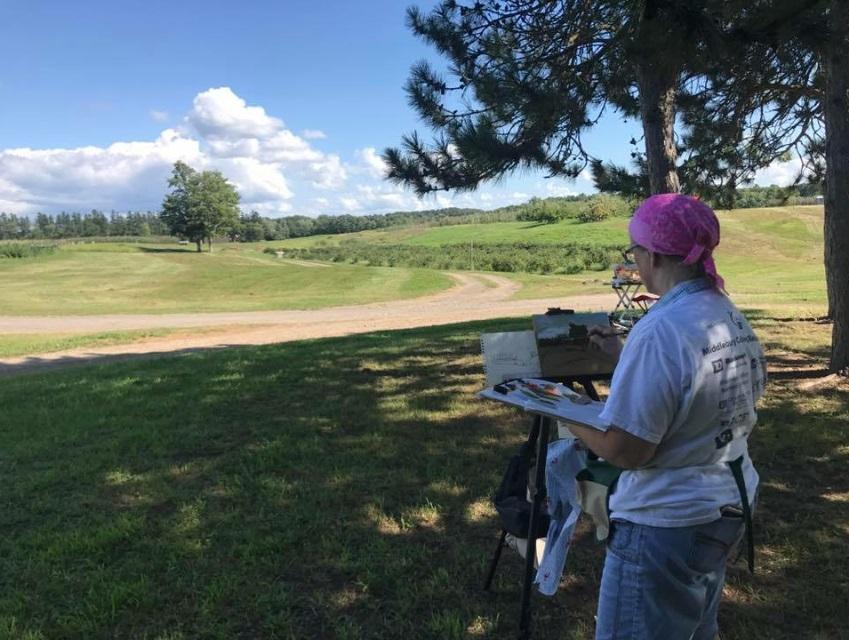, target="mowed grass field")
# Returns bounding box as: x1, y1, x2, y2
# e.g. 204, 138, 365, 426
0, 244, 451, 315
501, 206, 826, 310
0, 206, 826, 318
275, 216, 630, 248
1, 313, 845, 639
273, 206, 827, 310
